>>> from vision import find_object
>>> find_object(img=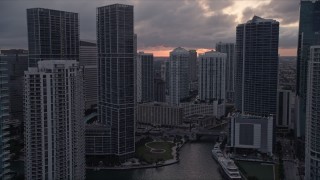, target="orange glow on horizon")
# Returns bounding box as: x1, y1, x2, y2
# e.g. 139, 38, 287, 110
140, 47, 297, 57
